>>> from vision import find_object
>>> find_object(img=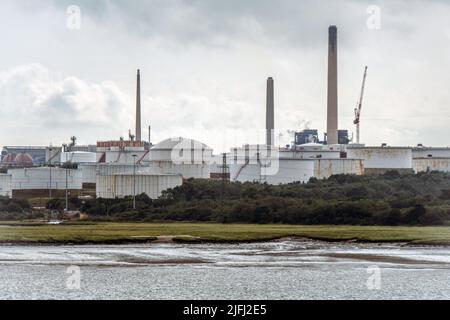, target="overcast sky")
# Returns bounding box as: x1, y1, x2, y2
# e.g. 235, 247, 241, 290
0, 0, 449, 152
